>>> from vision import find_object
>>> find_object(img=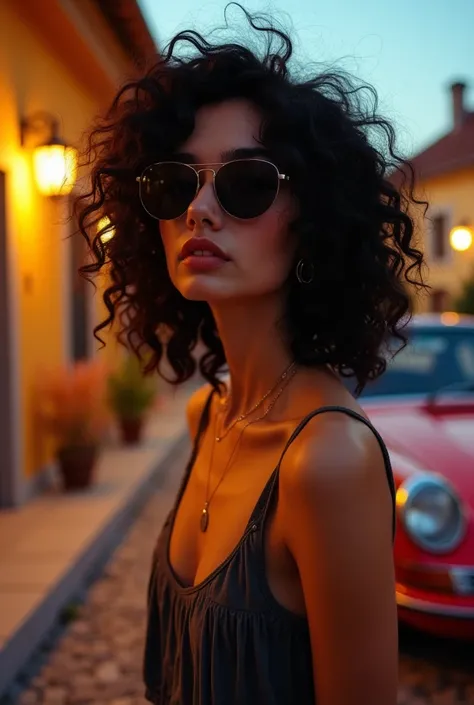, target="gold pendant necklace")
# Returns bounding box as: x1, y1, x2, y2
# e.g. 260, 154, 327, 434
200, 362, 298, 532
